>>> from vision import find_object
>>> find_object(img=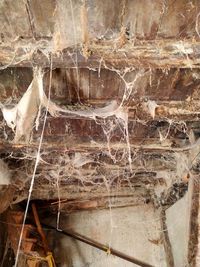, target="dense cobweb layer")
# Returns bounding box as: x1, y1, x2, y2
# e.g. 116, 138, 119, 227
0, 64, 195, 216
0, 50, 196, 267
0, 1, 200, 266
